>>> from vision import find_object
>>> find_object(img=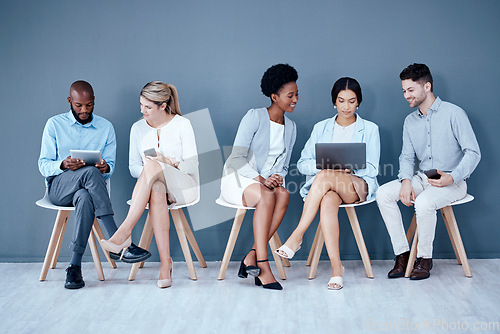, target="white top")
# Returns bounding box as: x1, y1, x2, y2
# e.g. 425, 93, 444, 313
129, 115, 199, 181
260, 120, 285, 178
331, 121, 356, 143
